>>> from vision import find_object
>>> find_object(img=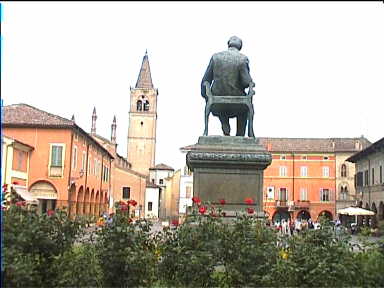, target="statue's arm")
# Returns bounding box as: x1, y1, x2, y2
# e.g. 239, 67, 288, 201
240, 57, 253, 89
201, 58, 214, 98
